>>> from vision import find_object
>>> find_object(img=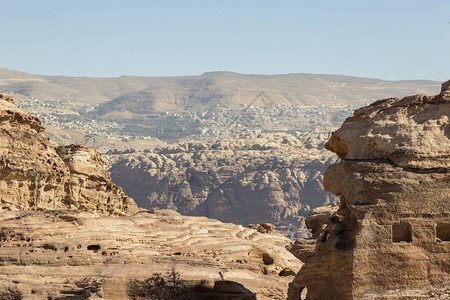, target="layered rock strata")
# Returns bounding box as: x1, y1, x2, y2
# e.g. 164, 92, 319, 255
108, 131, 338, 238
0, 209, 301, 299
289, 81, 450, 299
0, 93, 137, 215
